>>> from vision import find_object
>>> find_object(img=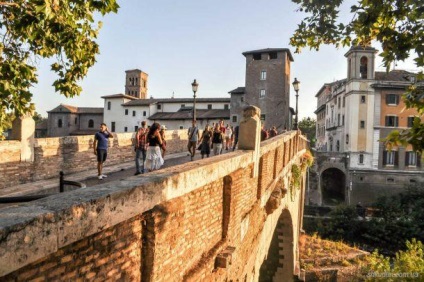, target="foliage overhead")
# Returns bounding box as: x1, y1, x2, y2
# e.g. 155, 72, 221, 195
0, 0, 119, 136
290, 0, 424, 152
298, 117, 316, 147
